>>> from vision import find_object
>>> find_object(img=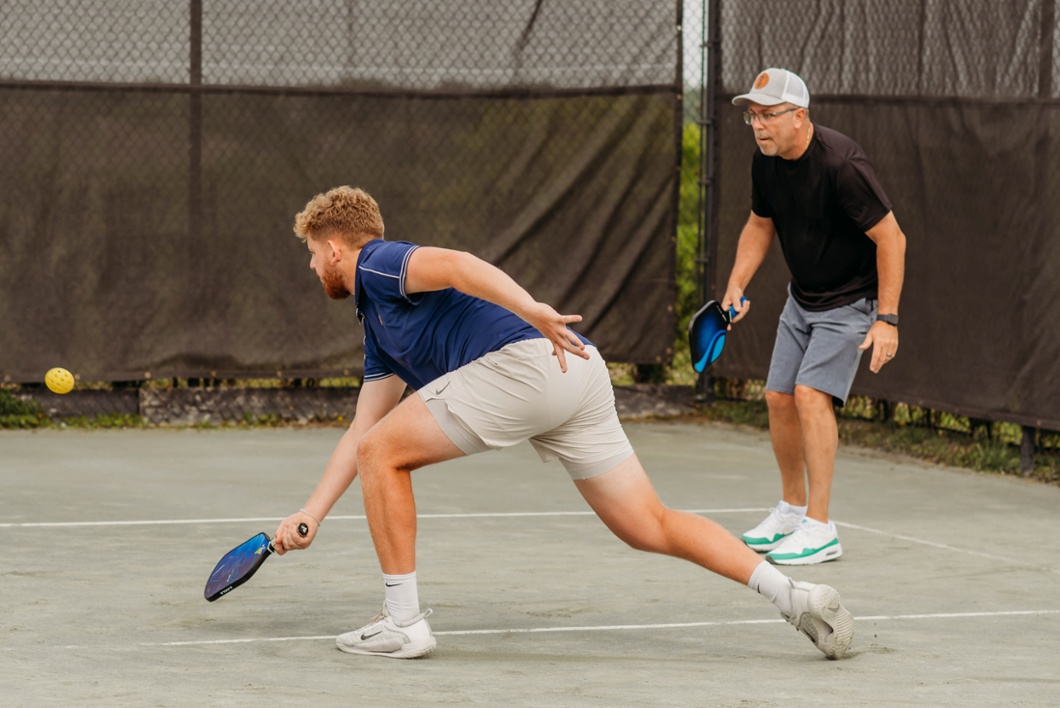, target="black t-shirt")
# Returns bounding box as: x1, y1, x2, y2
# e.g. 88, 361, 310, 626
751, 124, 892, 311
